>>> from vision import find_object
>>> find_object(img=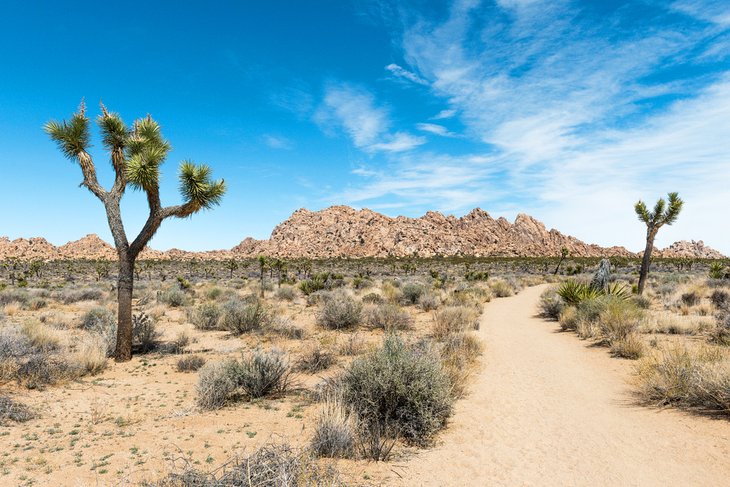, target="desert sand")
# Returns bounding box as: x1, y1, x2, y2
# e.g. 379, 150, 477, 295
390, 284, 730, 487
